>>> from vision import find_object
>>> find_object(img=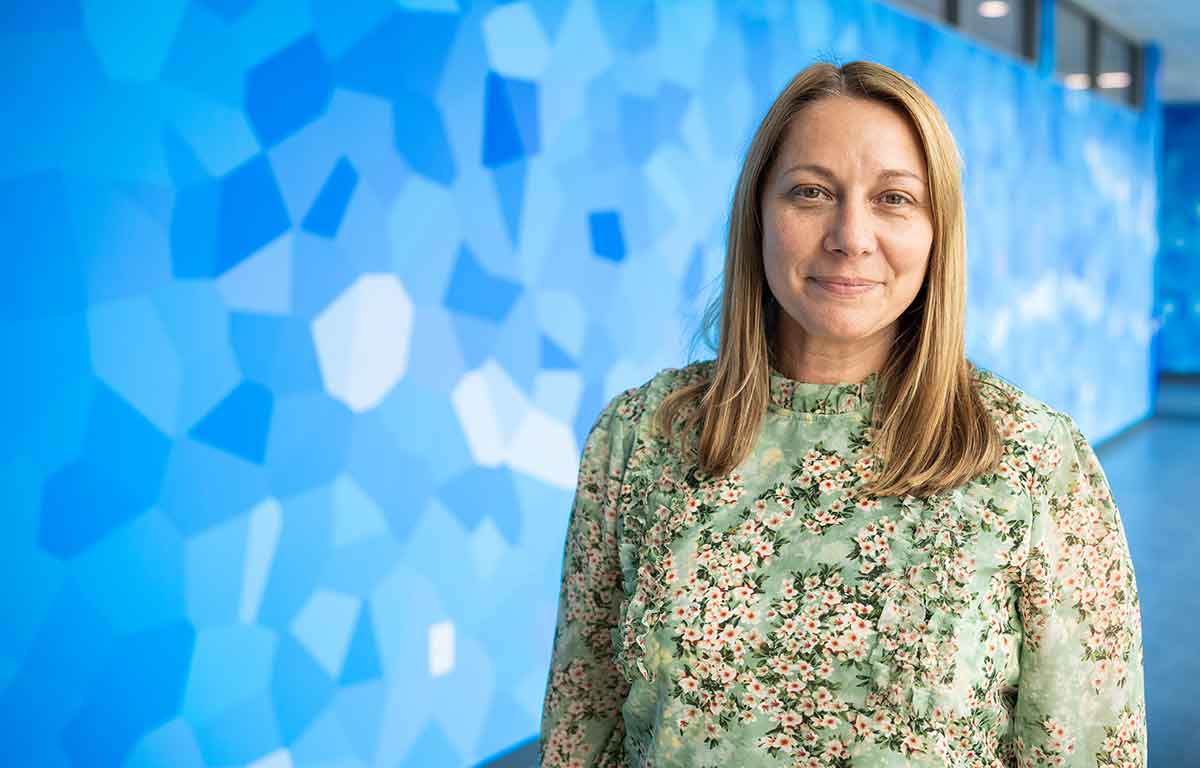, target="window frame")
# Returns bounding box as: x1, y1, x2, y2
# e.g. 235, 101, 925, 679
1056, 0, 1144, 108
